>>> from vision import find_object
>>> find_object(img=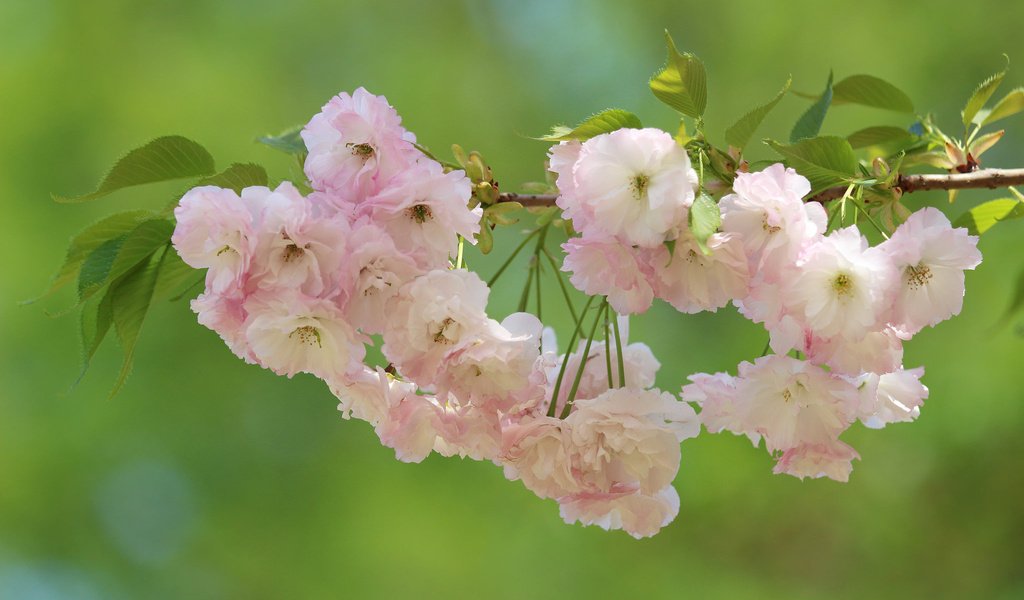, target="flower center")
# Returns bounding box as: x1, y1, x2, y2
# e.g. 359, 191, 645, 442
216, 245, 237, 257
762, 214, 781, 234
904, 262, 933, 289
432, 317, 456, 344
831, 273, 854, 298
289, 325, 322, 348
631, 174, 650, 200
406, 204, 433, 223
782, 388, 792, 403
347, 142, 375, 160
282, 243, 306, 263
